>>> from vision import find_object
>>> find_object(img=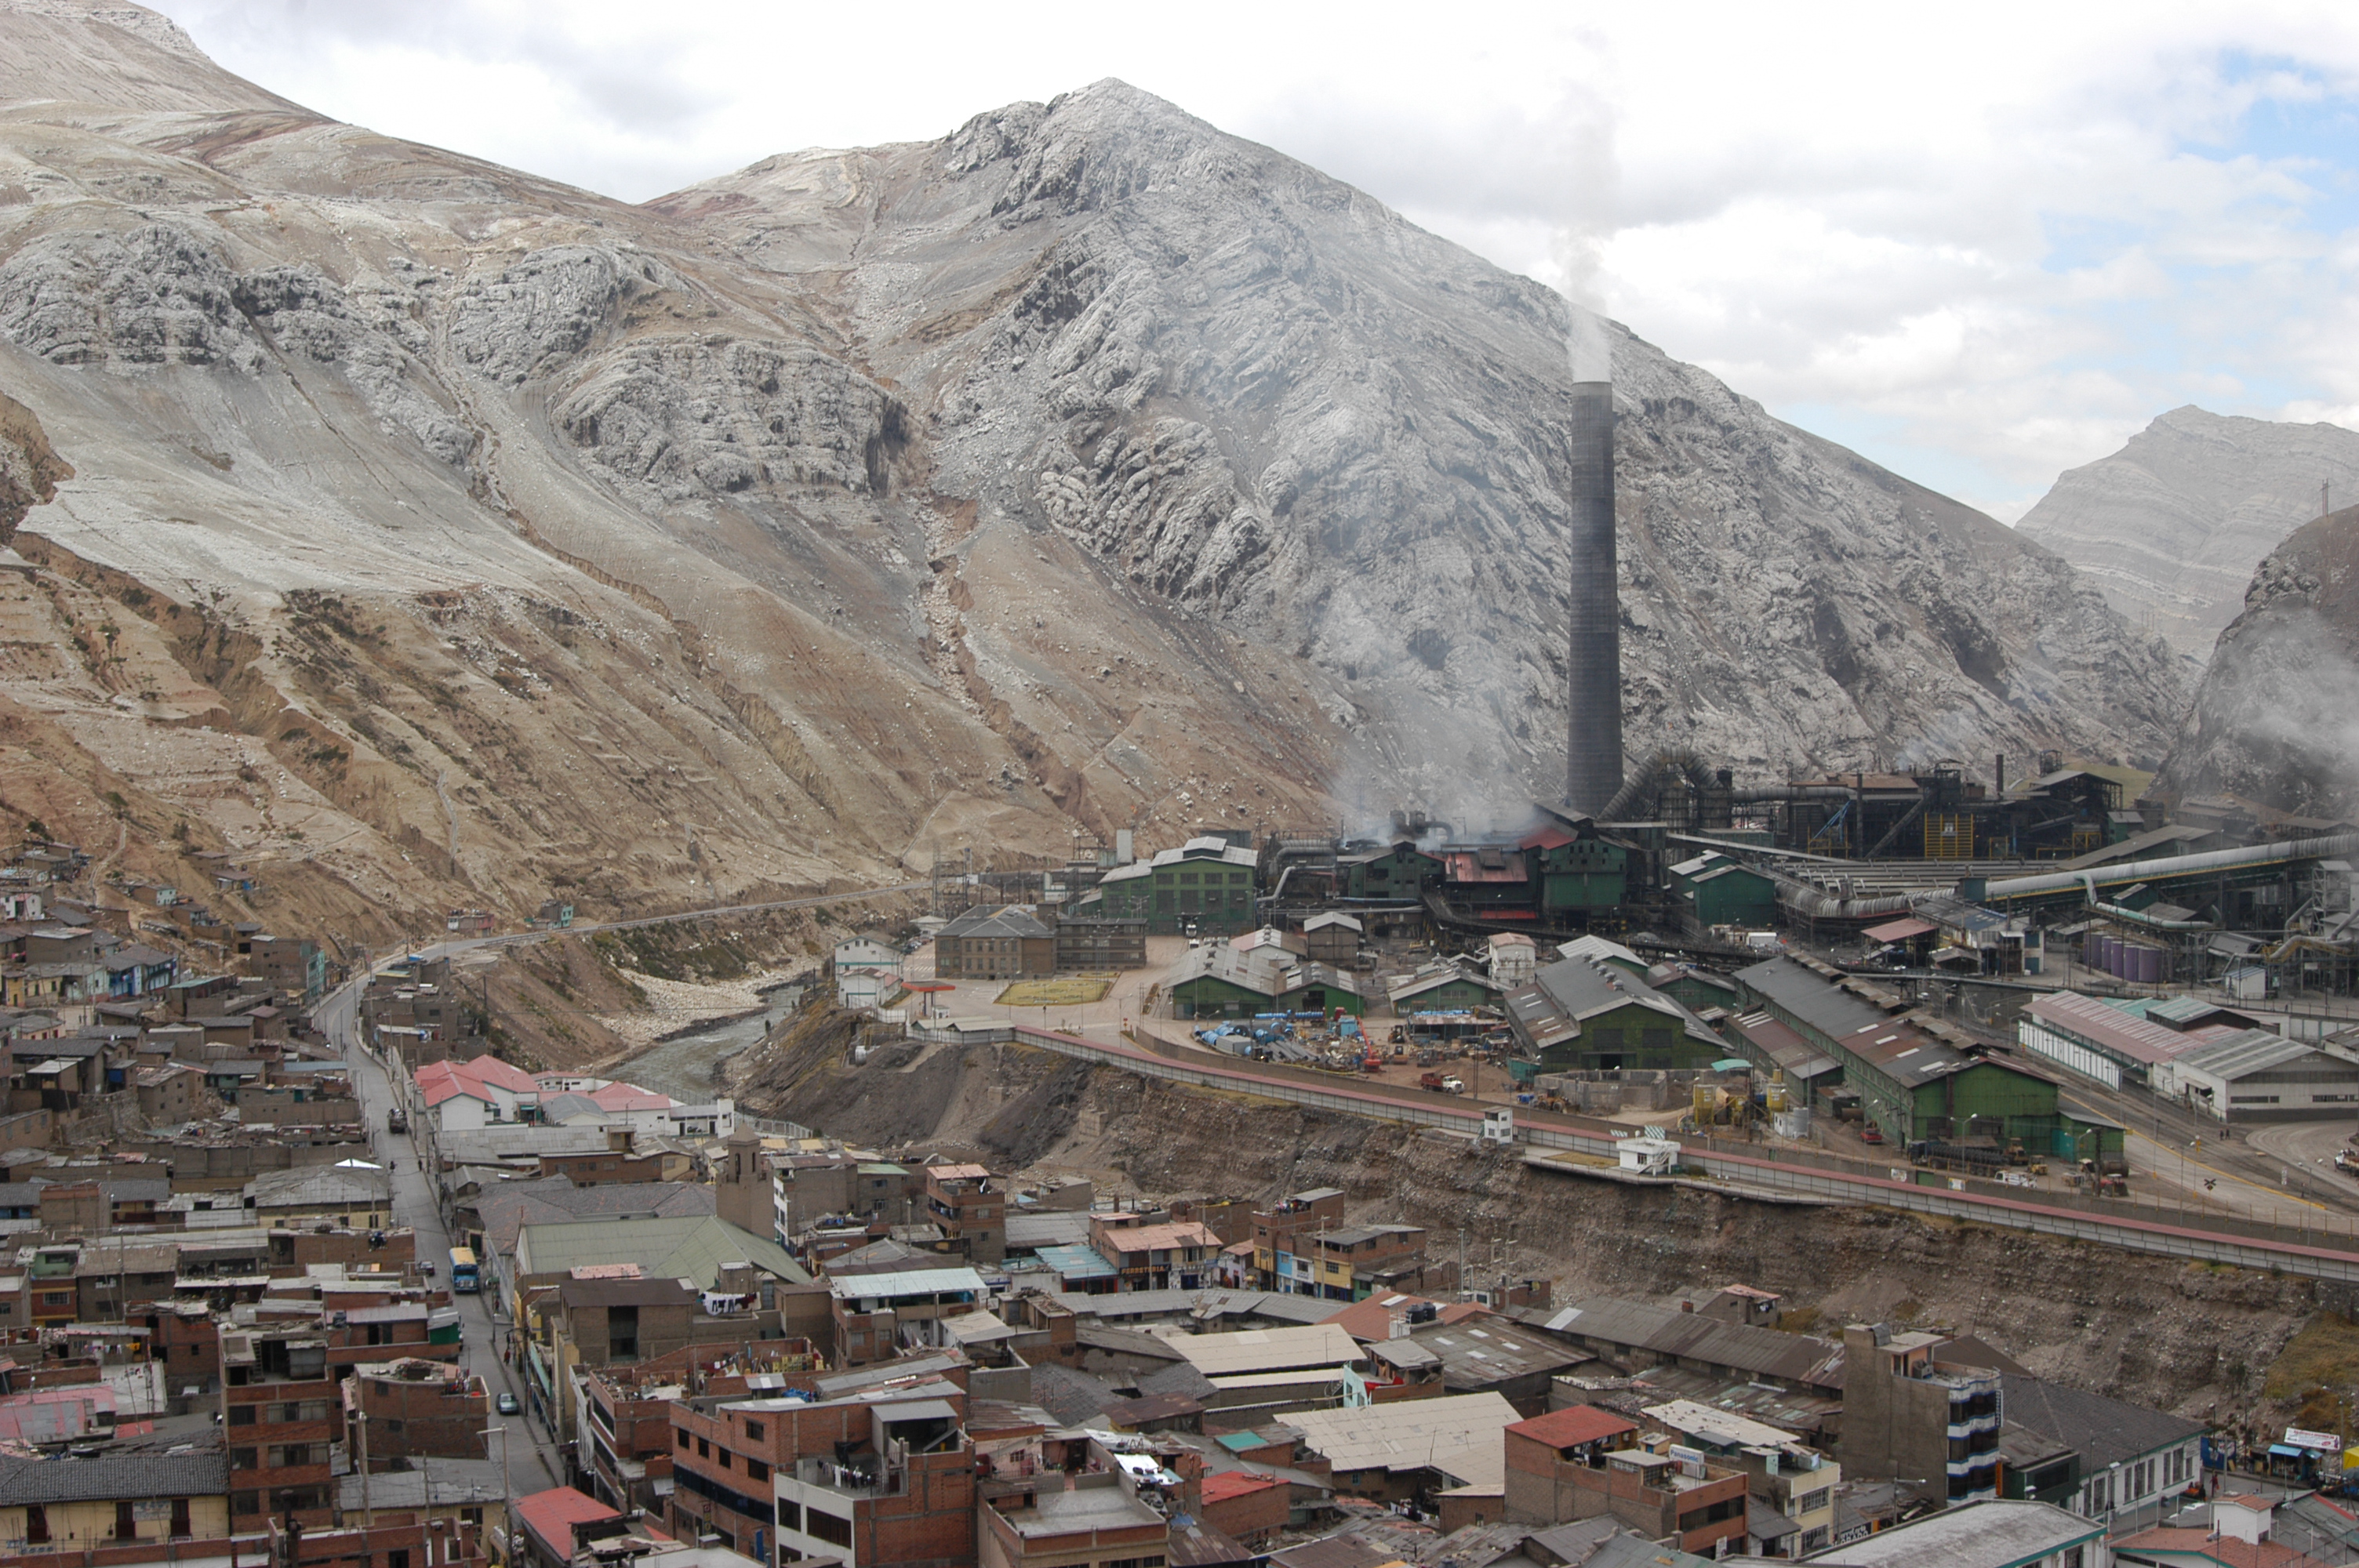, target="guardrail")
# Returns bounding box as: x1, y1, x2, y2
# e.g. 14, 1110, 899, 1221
1006, 1025, 2359, 1283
